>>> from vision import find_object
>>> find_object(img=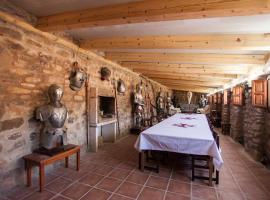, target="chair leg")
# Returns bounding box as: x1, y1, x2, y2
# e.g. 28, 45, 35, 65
208, 158, 213, 186
191, 157, 195, 181
216, 170, 219, 184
